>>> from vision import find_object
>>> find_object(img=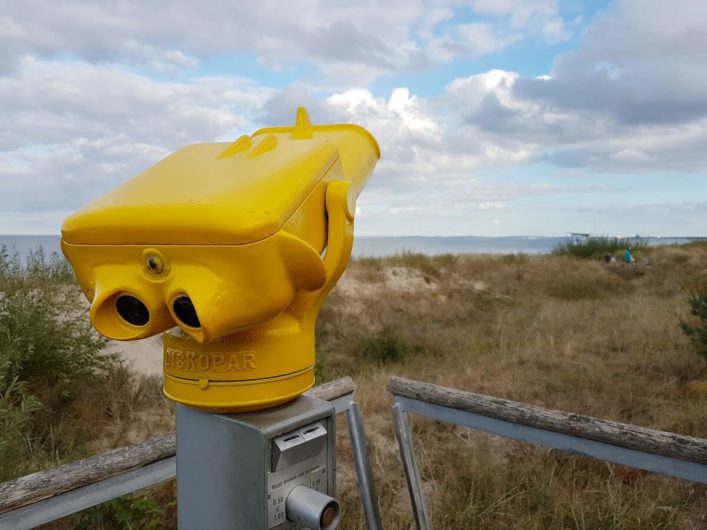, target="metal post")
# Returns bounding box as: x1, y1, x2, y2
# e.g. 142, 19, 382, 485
346, 402, 382, 530
392, 402, 431, 530
177, 396, 338, 530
